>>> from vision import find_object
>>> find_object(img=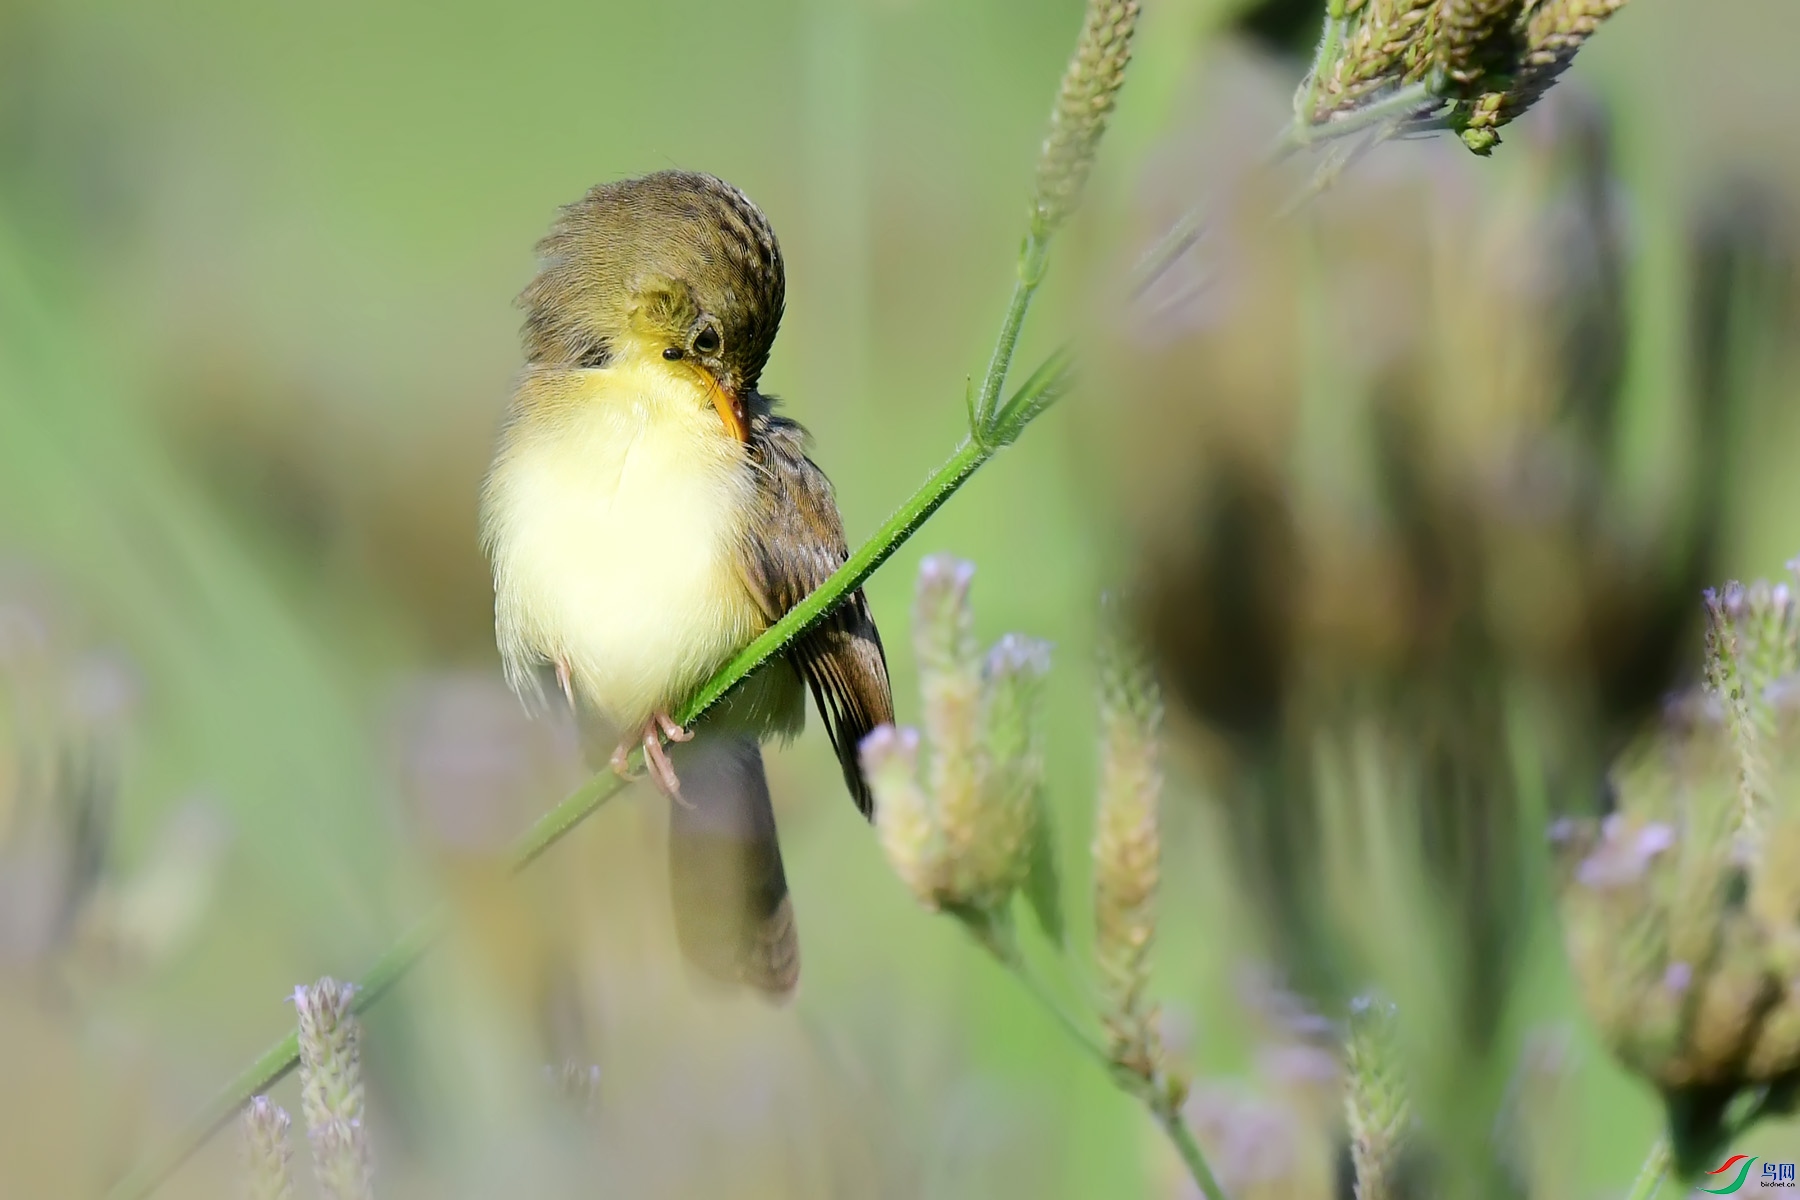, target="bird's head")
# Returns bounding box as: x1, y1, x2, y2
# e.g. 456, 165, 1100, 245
519, 170, 786, 441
